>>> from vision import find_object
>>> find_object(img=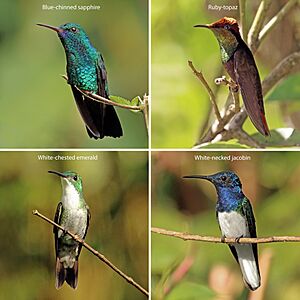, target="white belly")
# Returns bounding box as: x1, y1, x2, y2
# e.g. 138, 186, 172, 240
218, 211, 249, 238
218, 211, 260, 290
